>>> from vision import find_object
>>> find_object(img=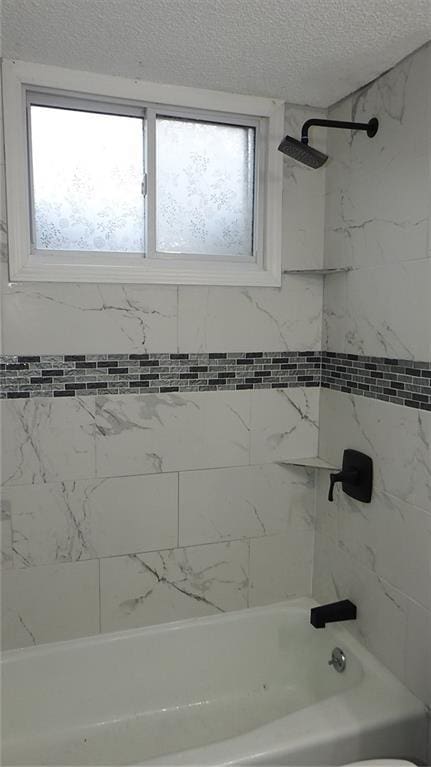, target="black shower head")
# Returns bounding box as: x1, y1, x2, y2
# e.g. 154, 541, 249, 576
278, 117, 378, 169
278, 134, 328, 168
